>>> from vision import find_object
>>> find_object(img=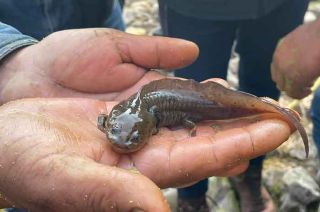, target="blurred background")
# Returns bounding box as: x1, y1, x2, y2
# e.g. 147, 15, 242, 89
122, 0, 320, 211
